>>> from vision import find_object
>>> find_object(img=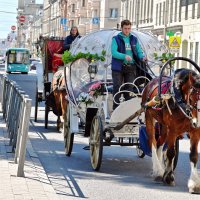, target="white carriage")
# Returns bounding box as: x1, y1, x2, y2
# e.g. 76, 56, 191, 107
63, 29, 168, 170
